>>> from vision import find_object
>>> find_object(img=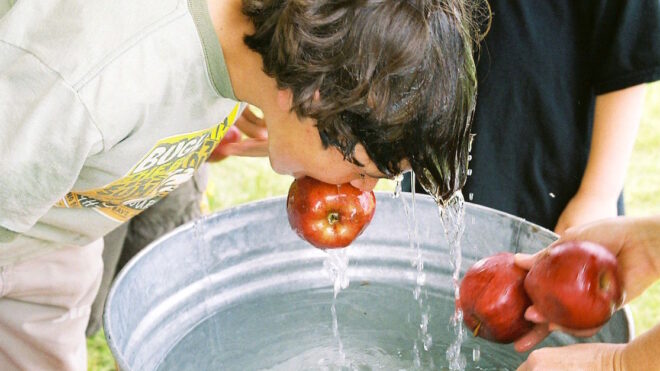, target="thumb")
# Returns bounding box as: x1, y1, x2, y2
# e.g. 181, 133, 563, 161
513, 253, 536, 271
524, 306, 547, 323
514, 323, 549, 353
